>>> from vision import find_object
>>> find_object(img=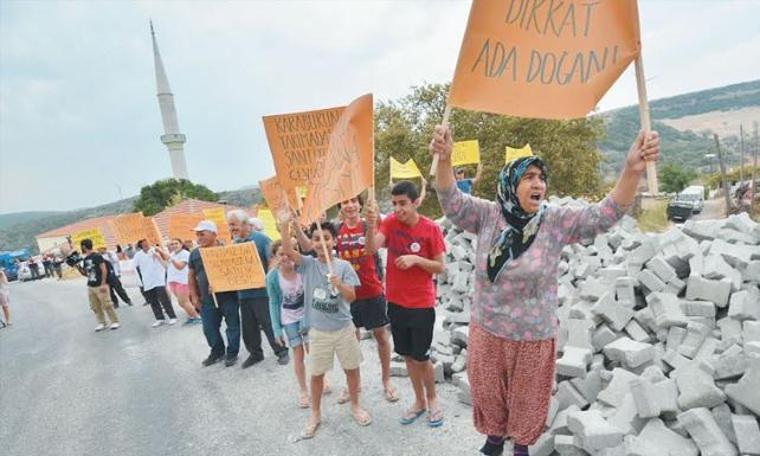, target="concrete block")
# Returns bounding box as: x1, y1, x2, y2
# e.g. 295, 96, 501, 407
711, 238, 760, 269
630, 238, 657, 265
433, 360, 444, 383
678, 407, 738, 456
604, 337, 655, 368
724, 357, 760, 415
451, 271, 469, 293
647, 256, 678, 283
569, 368, 604, 403
728, 288, 760, 321
553, 434, 587, 456
580, 277, 612, 301
713, 344, 747, 380
597, 368, 639, 408
592, 292, 634, 331
717, 317, 743, 343
607, 393, 645, 435
627, 418, 698, 456
550, 404, 580, 435
566, 318, 594, 349
679, 300, 716, 318
678, 322, 710, 359
674, 361, 726, 410
624, 319, 650, 343
685, 275, 731, 308
530, 433, 555, 456
557, 347, 593, 379
638, 269, 667, 293
662, 349, 691, 370
615, 277, 636, 306
694, 337, 718, 361
556, 381, 589, 410
648, 292, 690, 328
390, 361, 408, 377
710, 403, 737, 445
593, 324, 621, 352
703, 253, 742, 291
630, 377, 679, 418
744, 260, 760, 282
732, 414, 760, 455
567, 409, 624, 453
450, 325, 469, 347
666, 326, 687, 351
744, 321, 760, 343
